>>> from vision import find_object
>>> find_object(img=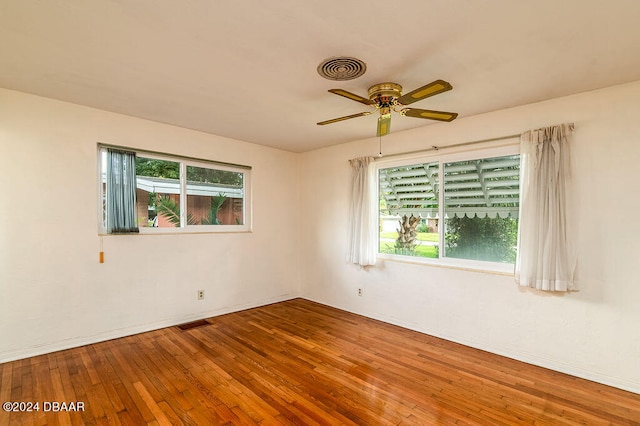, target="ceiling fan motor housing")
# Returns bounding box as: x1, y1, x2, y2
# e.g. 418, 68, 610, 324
368, 82, 403, 105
